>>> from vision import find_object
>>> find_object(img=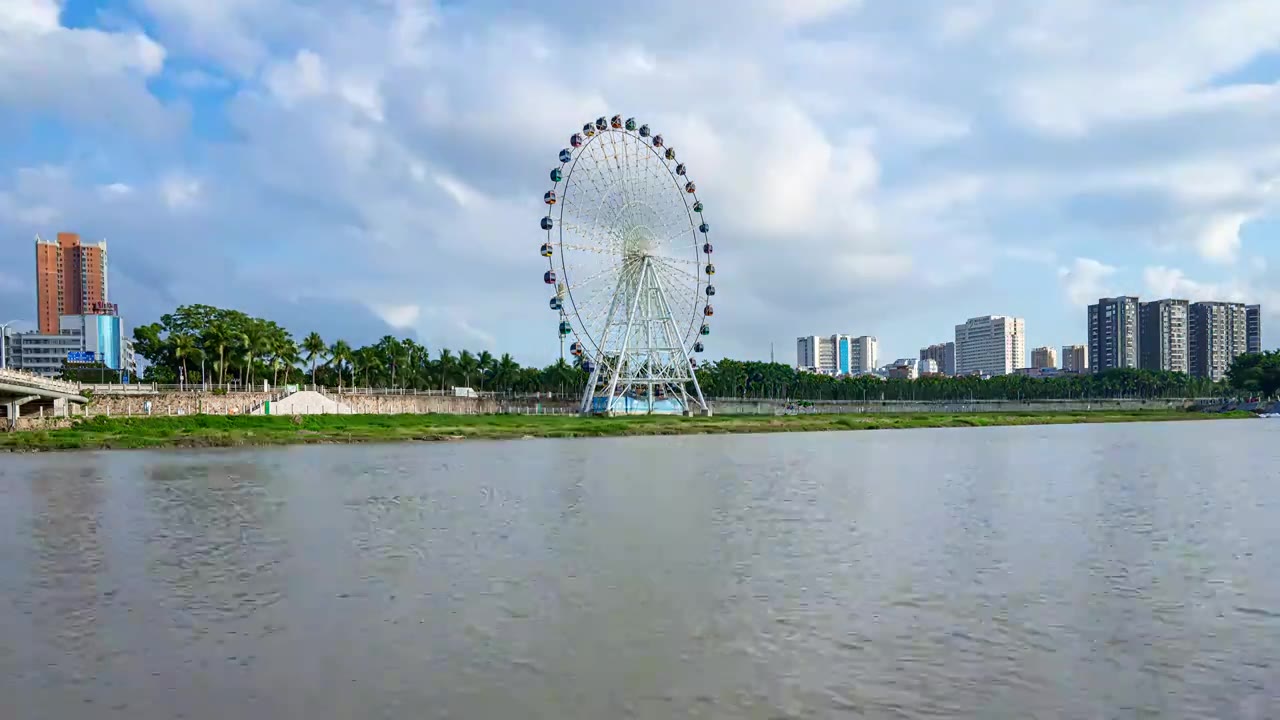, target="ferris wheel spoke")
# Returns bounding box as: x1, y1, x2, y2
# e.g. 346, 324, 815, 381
556, 241, 618, 255
651, 256, 703, 284
560, 219, 623, 251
